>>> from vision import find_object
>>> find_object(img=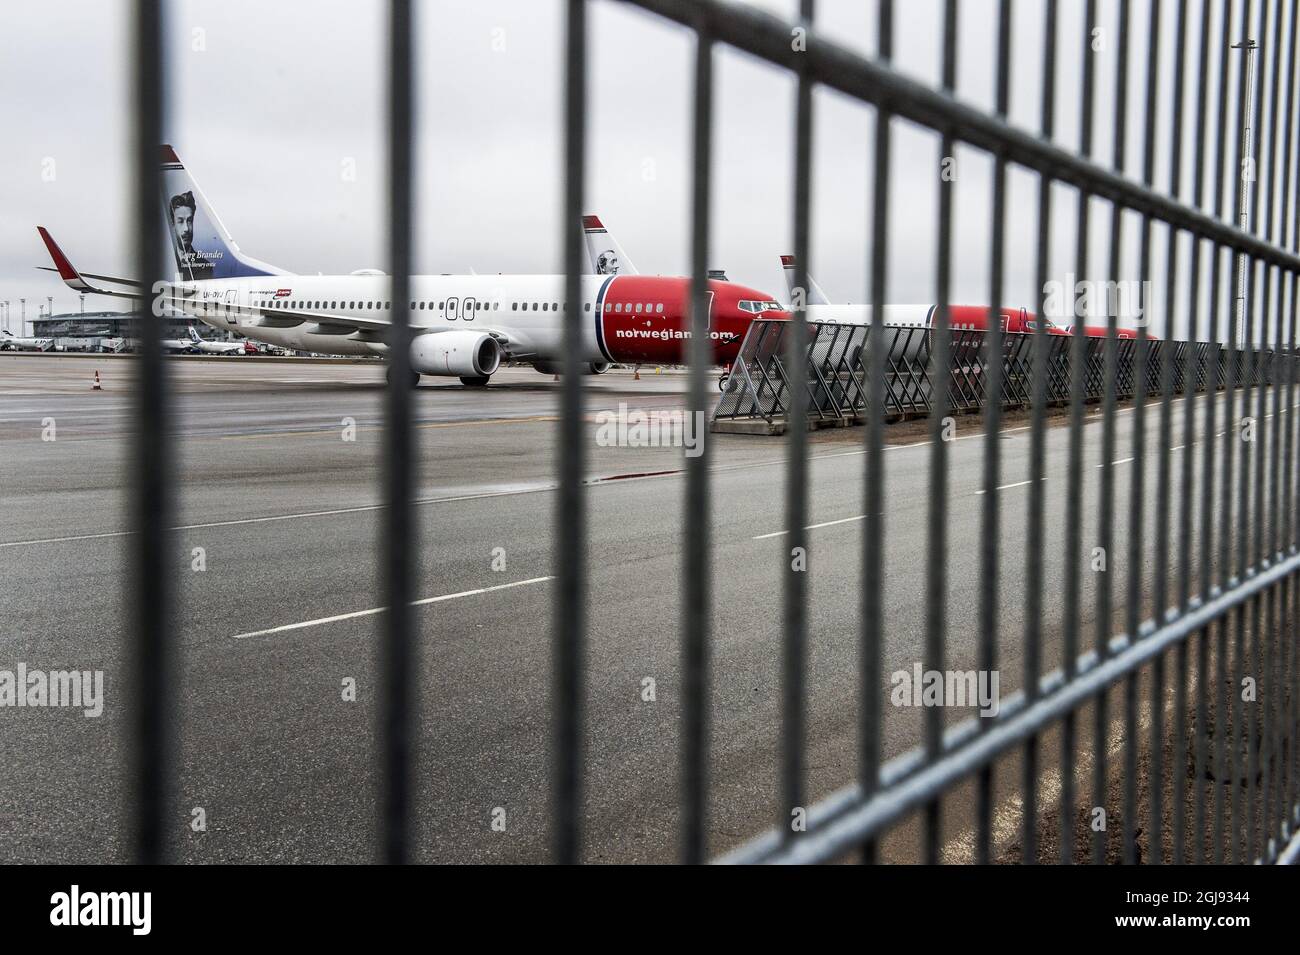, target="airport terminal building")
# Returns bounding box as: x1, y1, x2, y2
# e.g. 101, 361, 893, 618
30, 310, 228, 351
